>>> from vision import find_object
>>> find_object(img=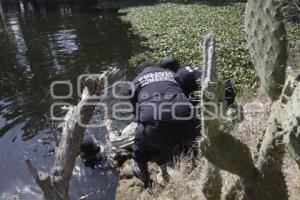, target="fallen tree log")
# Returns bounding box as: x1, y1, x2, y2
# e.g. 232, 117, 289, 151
26, 72, 107, 200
